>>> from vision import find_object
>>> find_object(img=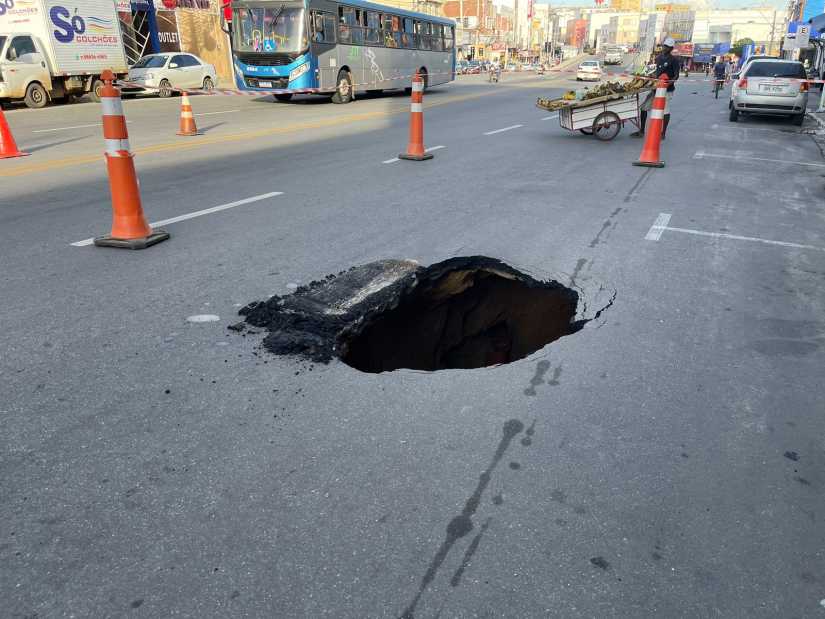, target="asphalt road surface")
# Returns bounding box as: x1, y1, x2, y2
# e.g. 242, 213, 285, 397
3, 59, 825, 618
